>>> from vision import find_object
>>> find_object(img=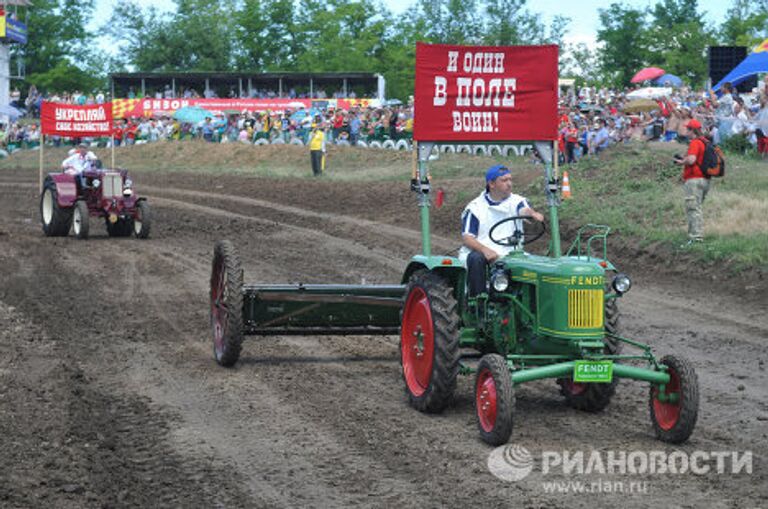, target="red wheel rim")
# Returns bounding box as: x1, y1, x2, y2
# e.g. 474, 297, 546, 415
563, 379, 587, 395
400, 287, 434, 397
210, 259, 227, 355
653, 366, 682, 430
476, 368, 497, 432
